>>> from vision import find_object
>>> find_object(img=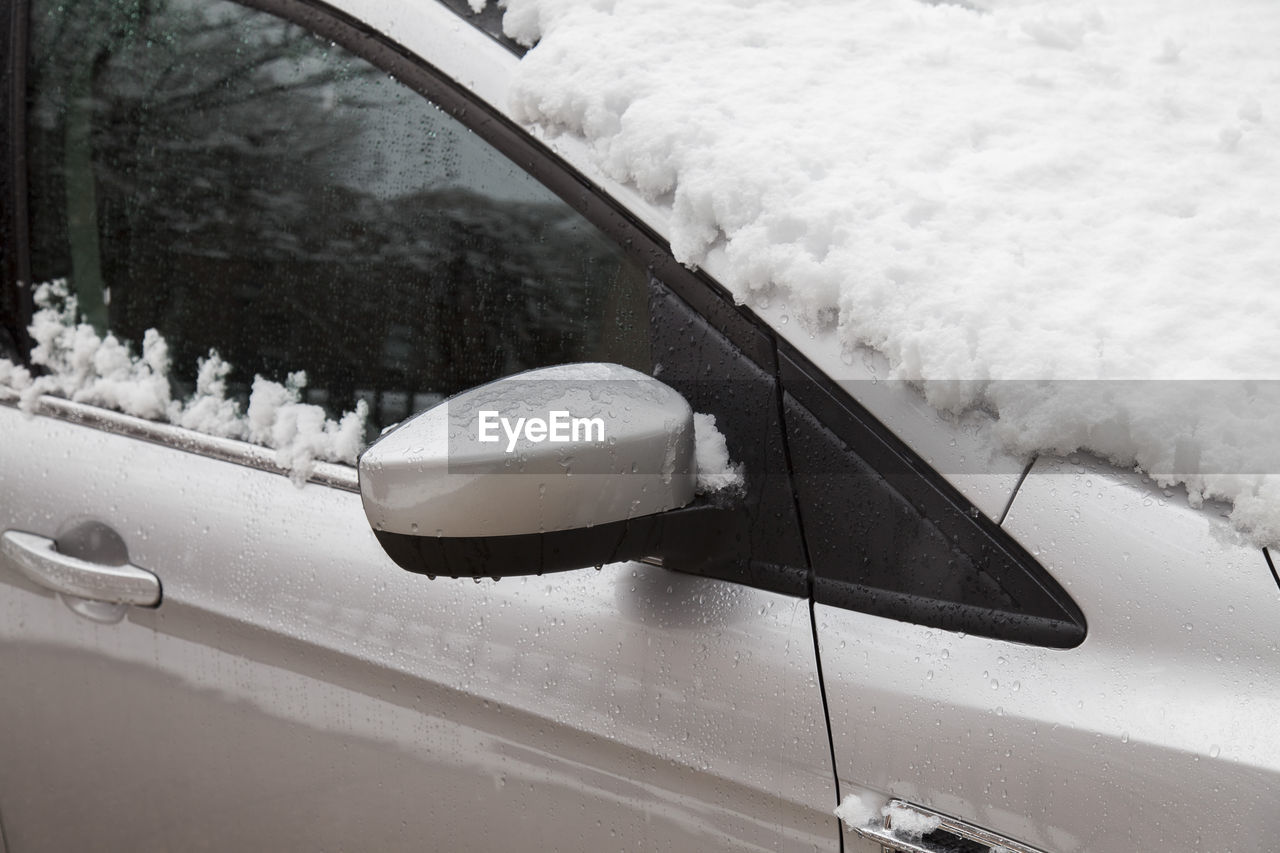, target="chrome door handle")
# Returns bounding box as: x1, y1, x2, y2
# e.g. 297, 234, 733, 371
1, 529, 161, 606
852, 799, 1047, 853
